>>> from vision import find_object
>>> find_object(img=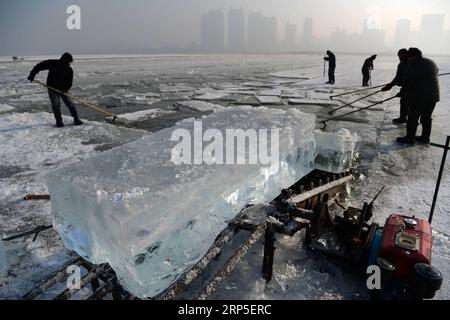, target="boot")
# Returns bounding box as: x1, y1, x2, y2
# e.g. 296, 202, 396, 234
52, 108, 64, 128
68, 107, 83, 126
396, 136, 415, 145
417, 120, 432, 144
415, 136, 430, 144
